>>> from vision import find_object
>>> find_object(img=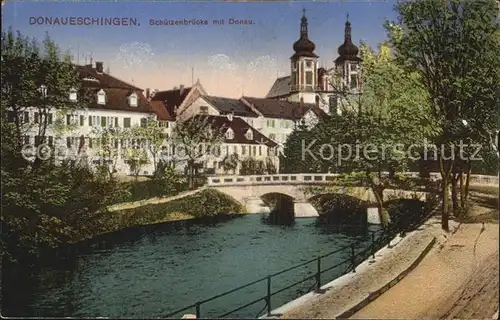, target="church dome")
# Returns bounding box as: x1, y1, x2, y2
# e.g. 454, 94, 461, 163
292, 12, 318, 58
336, 17, 361, 62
